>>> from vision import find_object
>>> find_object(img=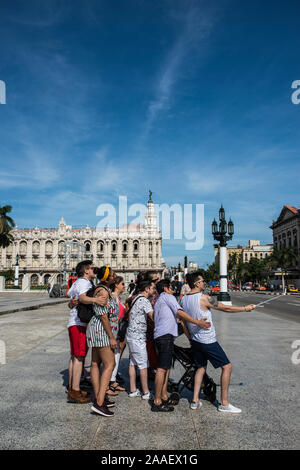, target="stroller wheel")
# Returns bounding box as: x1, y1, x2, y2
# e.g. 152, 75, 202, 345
168, 392, 180, 405
167, 383, 179, 393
